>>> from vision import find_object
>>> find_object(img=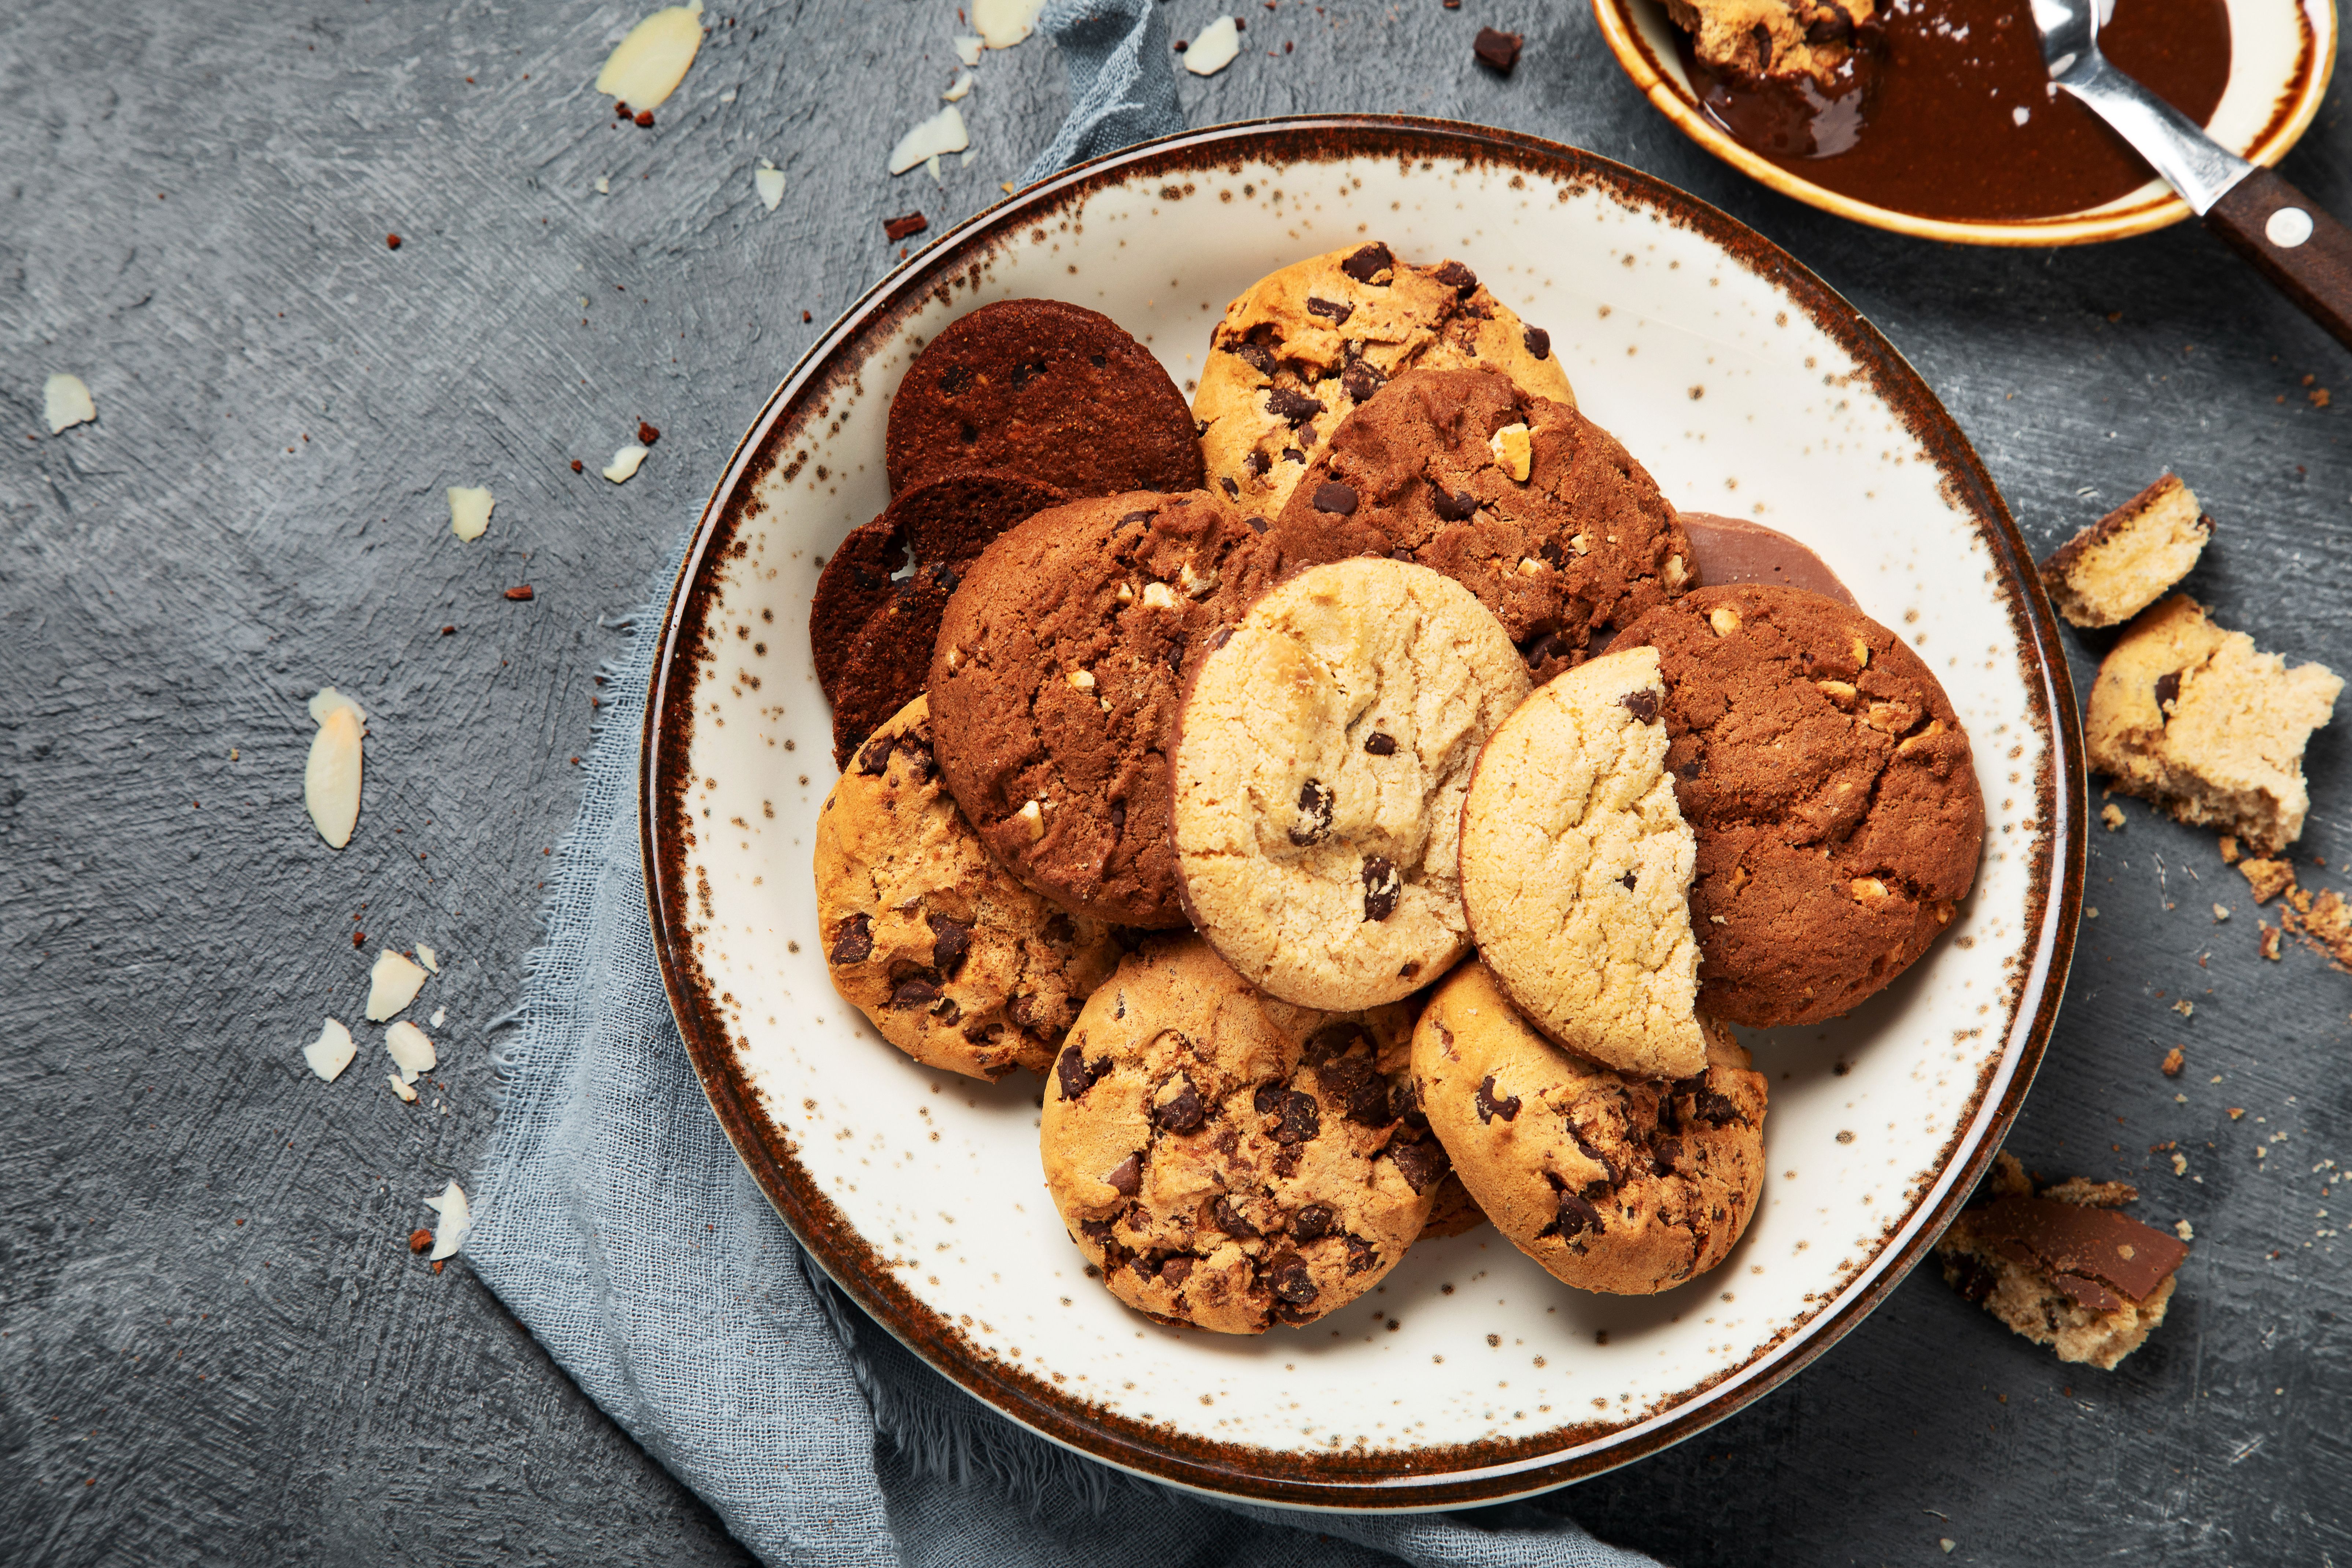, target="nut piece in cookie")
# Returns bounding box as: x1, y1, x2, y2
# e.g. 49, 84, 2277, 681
1616, 584, 1984, 1029
1277, 367, 1694, 683
1040, 935, 1446, 1333
813, 696, 1123, 1080
1666, 0, 1874, 92
2040, 473, 2214, 630
1935, 1152, 2188, 1369
884, 299, 1204, 497
1411, 961, 1766, 1295
2084, 595, 2340, 852
929, 490, 1342, 927
1194, 244, 1573, 517
1173, 558, 1531, 1010
1460, 645, 1704, 1081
